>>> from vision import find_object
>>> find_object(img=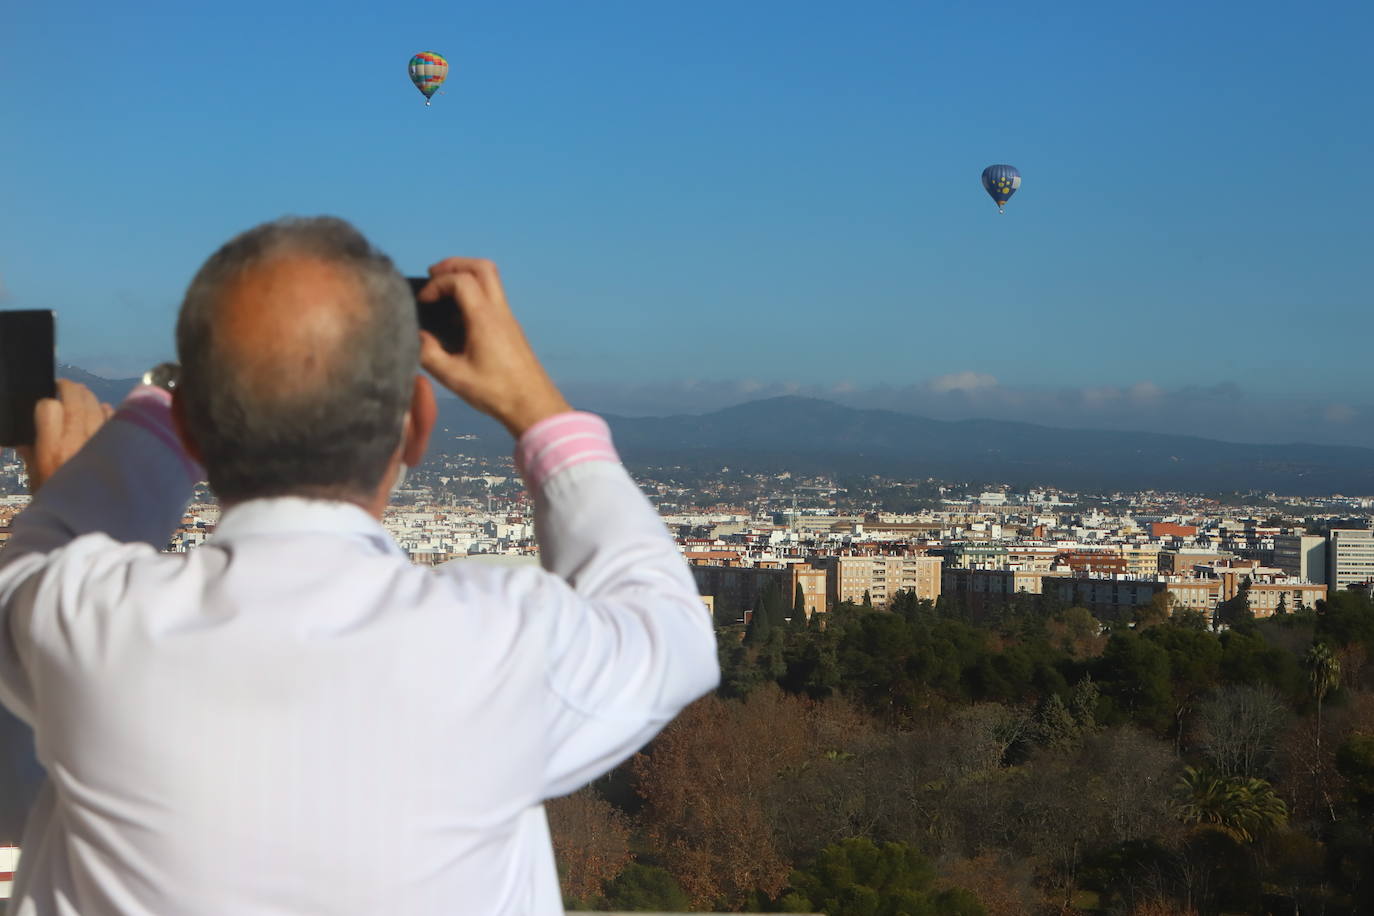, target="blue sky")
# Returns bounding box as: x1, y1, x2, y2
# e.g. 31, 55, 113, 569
2, 0, 1371, 443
